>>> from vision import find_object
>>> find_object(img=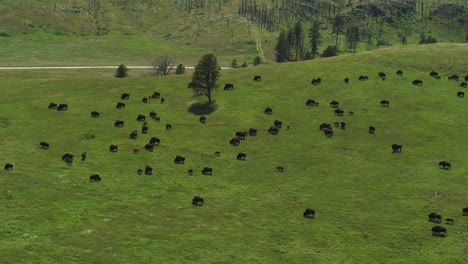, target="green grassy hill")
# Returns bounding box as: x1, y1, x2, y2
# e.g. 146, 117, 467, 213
0, 44, 467, 263
0, 0, 466, 66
